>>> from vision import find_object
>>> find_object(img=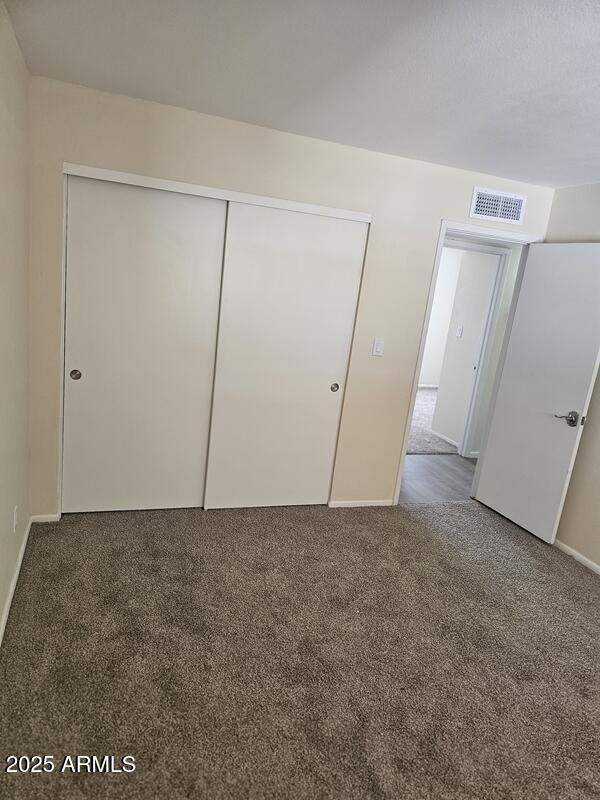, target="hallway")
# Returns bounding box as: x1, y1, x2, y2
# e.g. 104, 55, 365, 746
399, 454, 476, 503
